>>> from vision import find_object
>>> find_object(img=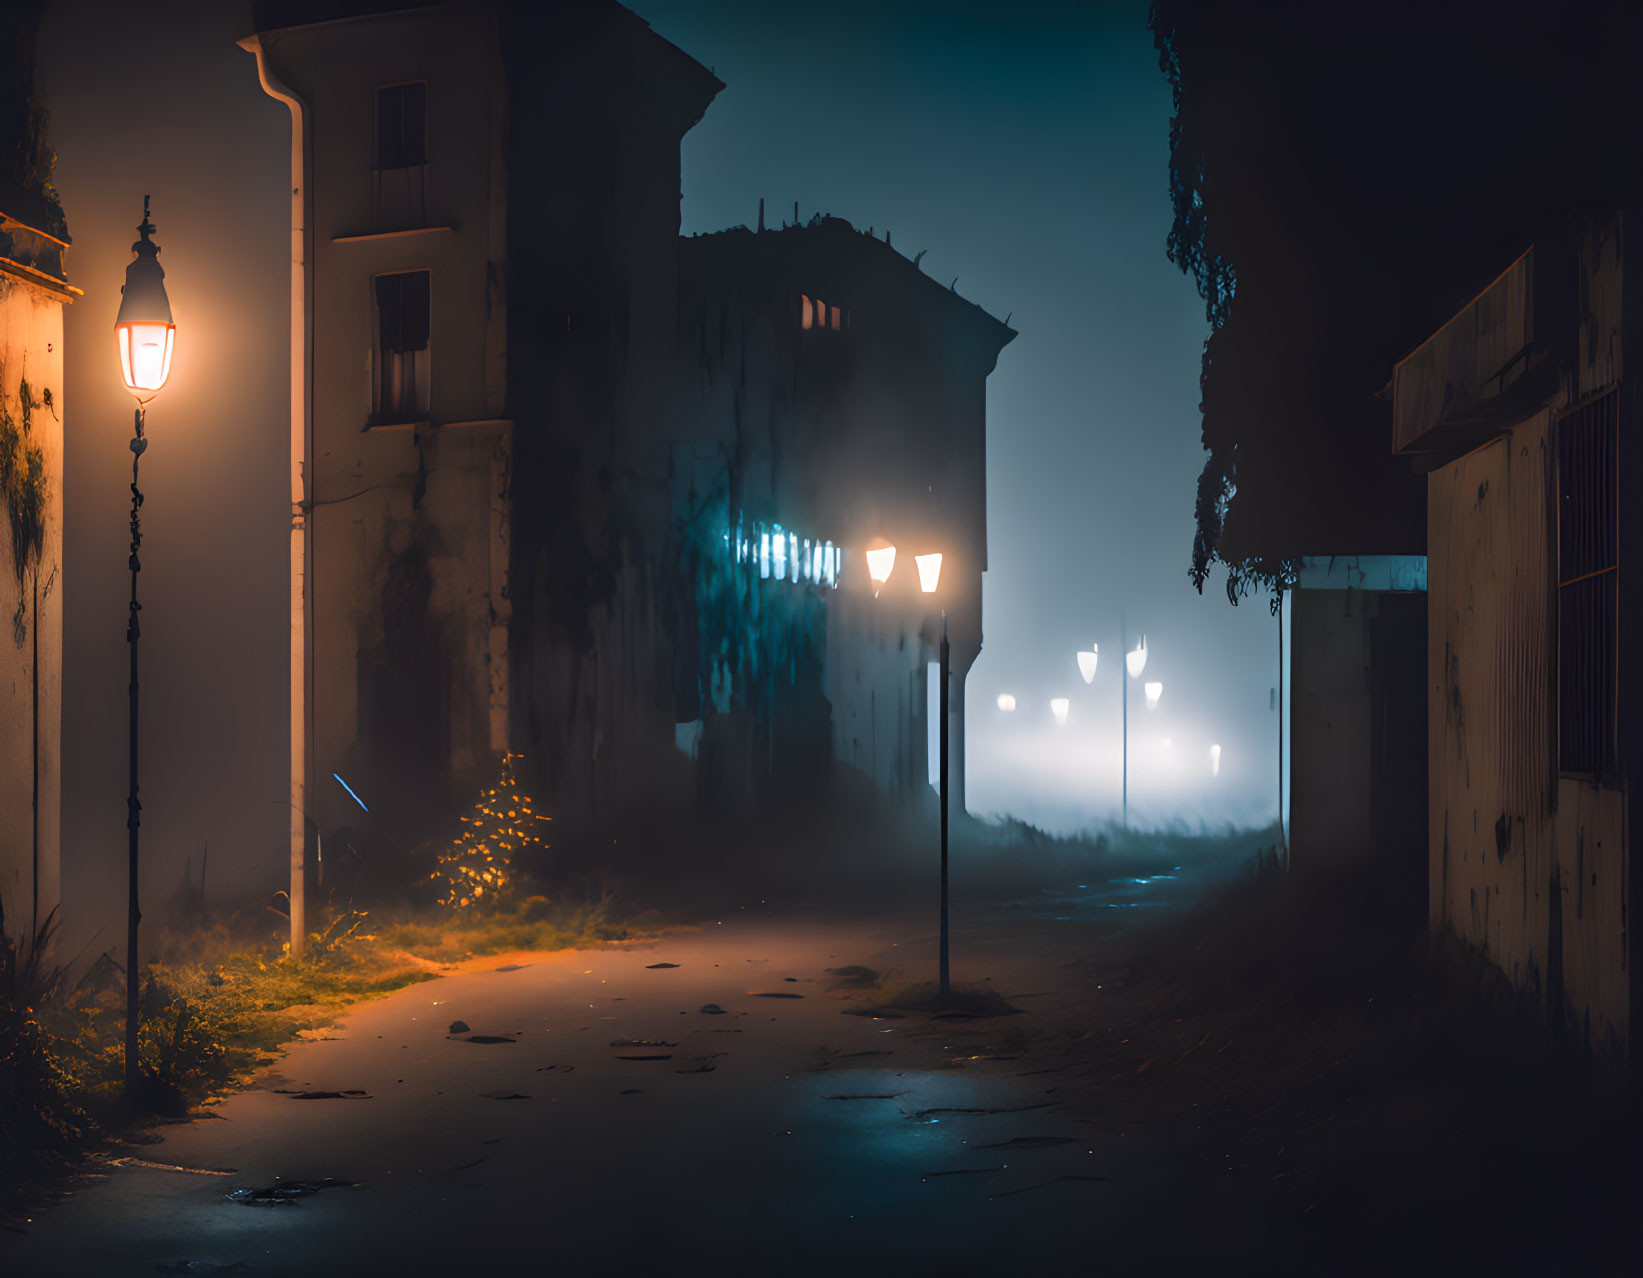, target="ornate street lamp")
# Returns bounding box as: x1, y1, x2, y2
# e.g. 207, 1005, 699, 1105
1144, 680, 1163, 709
1050, 697, 1070, 726
114, 195, 174, 1095
1076, 645, 1098, 684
